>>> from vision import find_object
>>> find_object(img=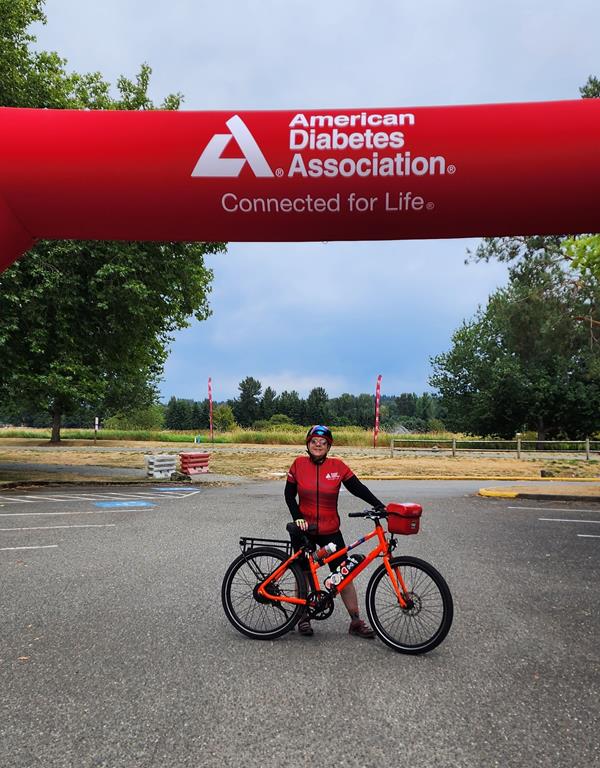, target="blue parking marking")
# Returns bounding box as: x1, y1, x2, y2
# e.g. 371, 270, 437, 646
94, 501, 156, 509
152, 487, 191, 492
